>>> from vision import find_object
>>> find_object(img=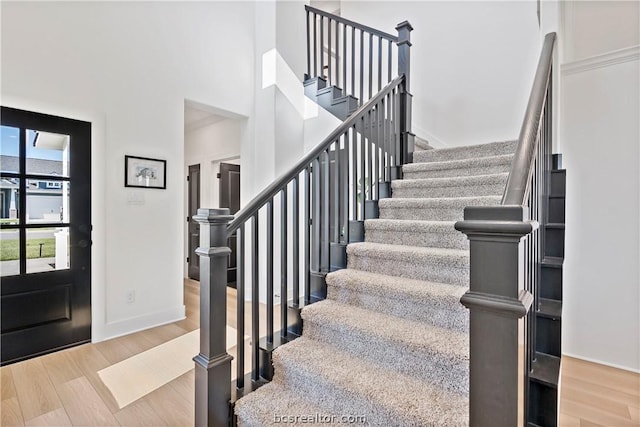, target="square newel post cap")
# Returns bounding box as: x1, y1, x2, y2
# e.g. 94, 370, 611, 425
396, 20, 413, 43
193, 208, 234, 224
